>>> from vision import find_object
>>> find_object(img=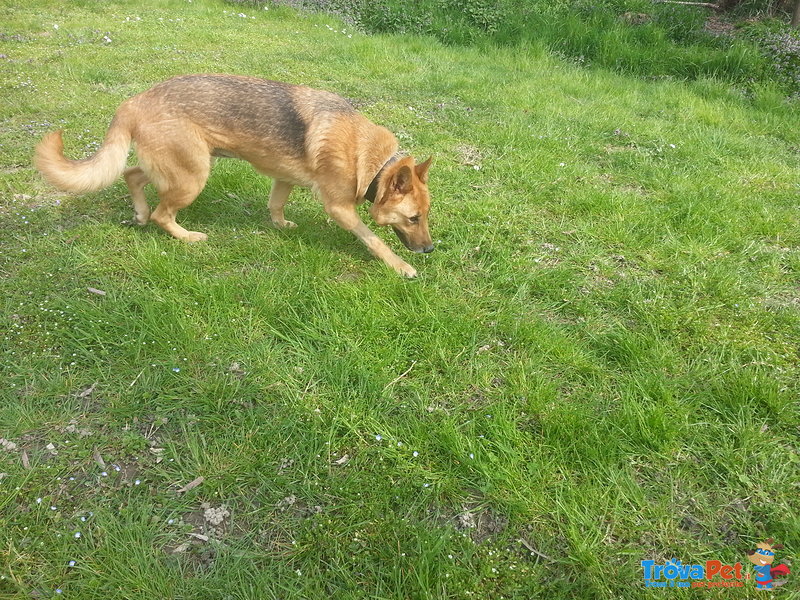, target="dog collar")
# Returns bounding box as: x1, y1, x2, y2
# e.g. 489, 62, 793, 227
364, 154, 400, 203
